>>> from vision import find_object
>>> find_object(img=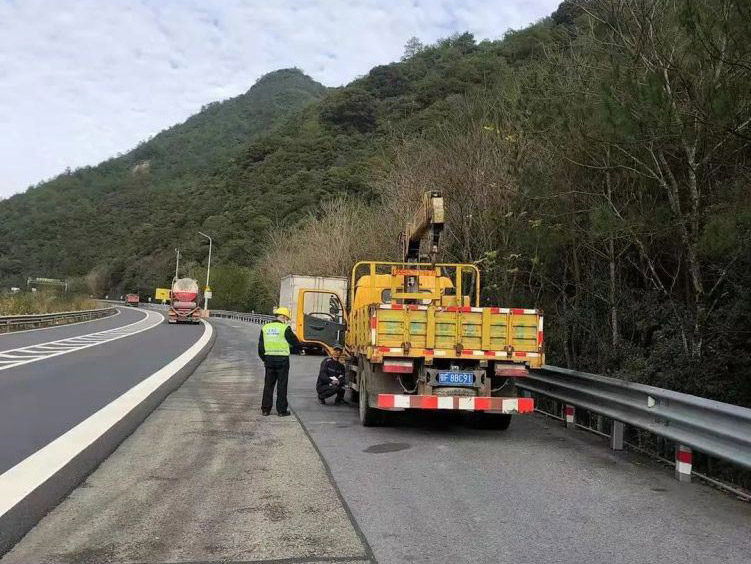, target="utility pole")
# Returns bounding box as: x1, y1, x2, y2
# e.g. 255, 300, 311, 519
174, 248, 181, 282
198, 232, 212, 311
